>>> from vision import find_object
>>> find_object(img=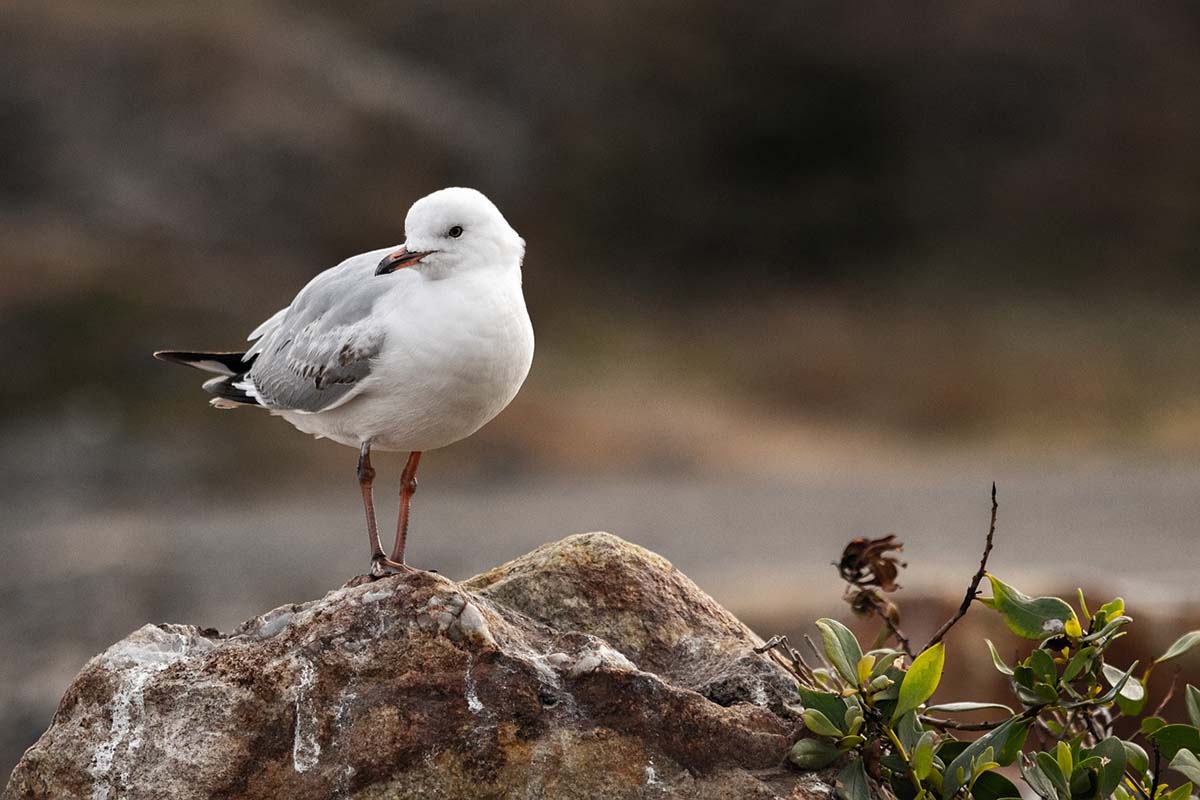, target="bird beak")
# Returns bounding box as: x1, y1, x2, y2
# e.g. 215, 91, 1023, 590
375, 246, 431, 275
